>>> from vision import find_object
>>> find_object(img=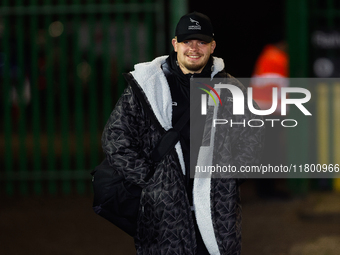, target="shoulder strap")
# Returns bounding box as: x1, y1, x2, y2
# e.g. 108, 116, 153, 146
150, 107, 189, 164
